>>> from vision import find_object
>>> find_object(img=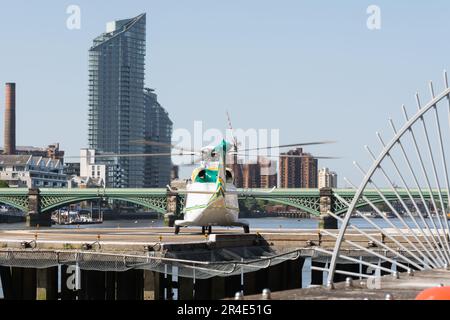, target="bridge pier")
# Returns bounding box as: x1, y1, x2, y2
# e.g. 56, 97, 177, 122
165, 188, 180, 227
26, 188, 51, 227
319, 188, 338, 229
